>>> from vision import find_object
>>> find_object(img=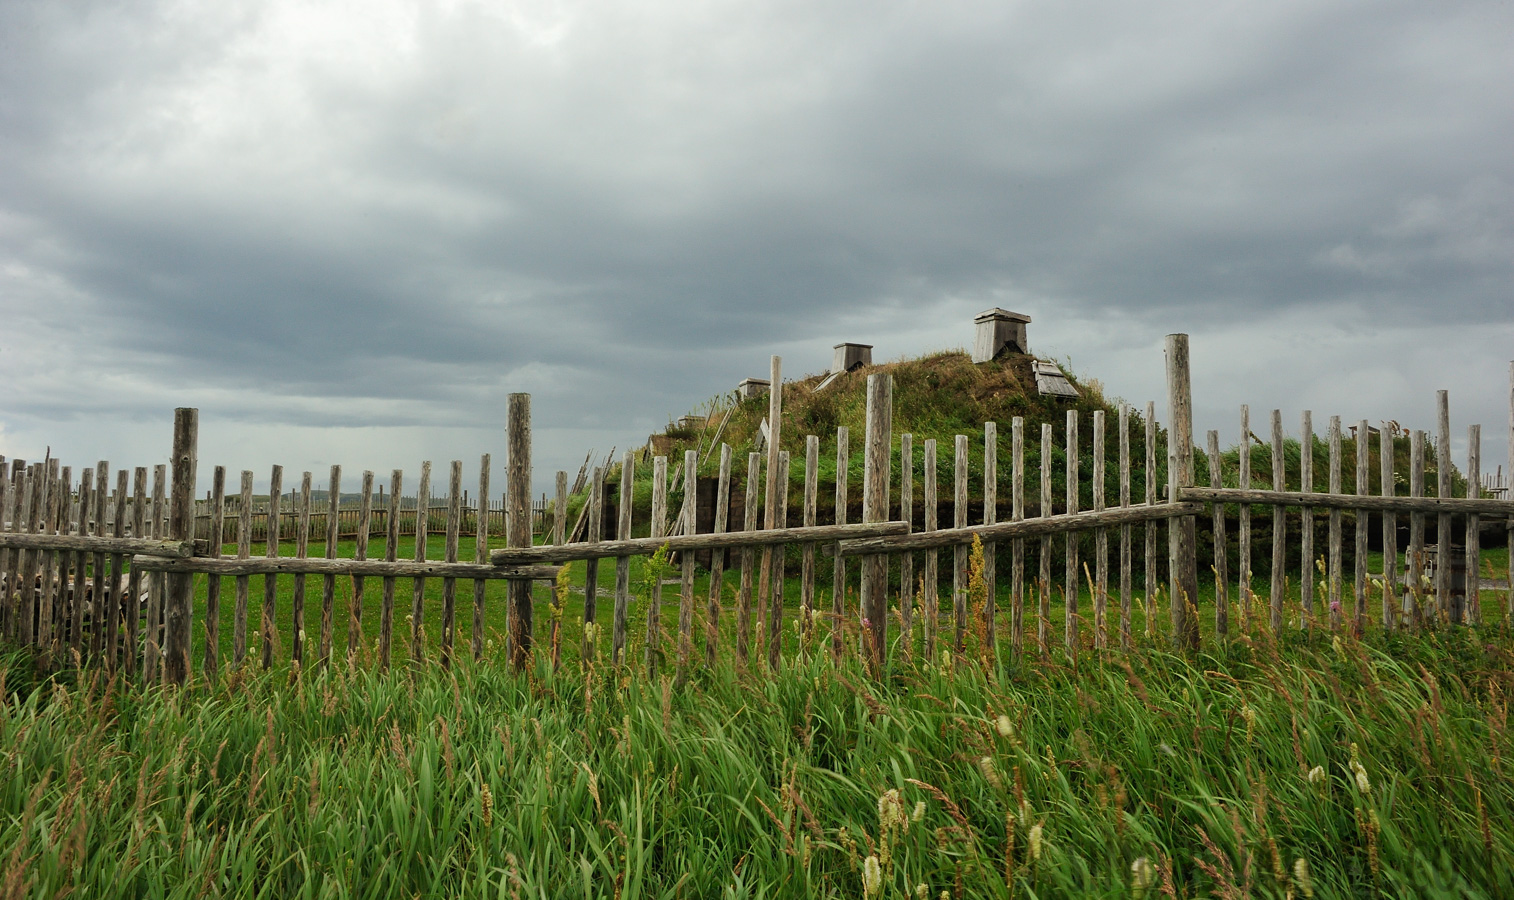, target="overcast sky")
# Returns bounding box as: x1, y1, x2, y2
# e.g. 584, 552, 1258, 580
2, 0, 1512, 497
